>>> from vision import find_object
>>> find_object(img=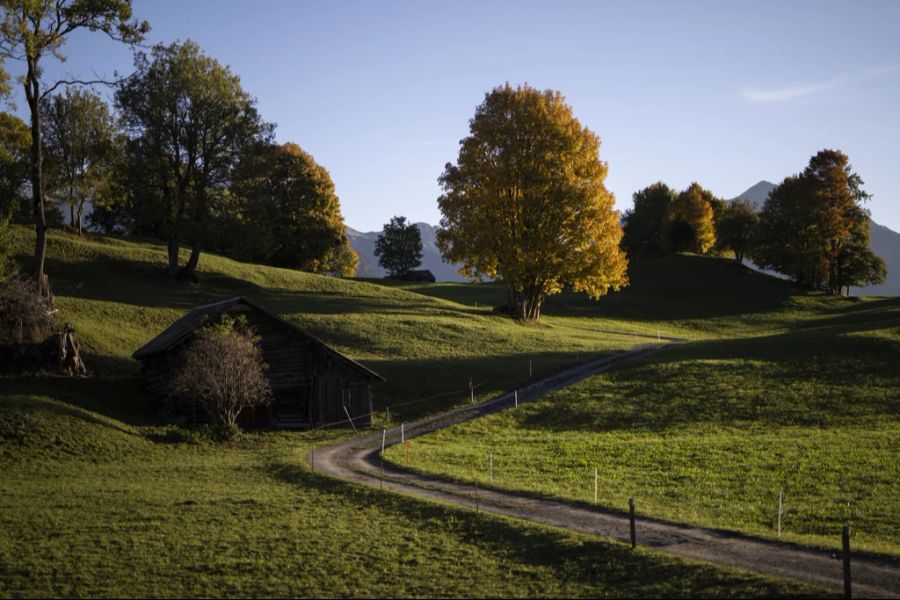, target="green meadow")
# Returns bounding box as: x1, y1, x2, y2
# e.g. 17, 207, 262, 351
0, 227, 830, 597
385, 278, 900, 556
